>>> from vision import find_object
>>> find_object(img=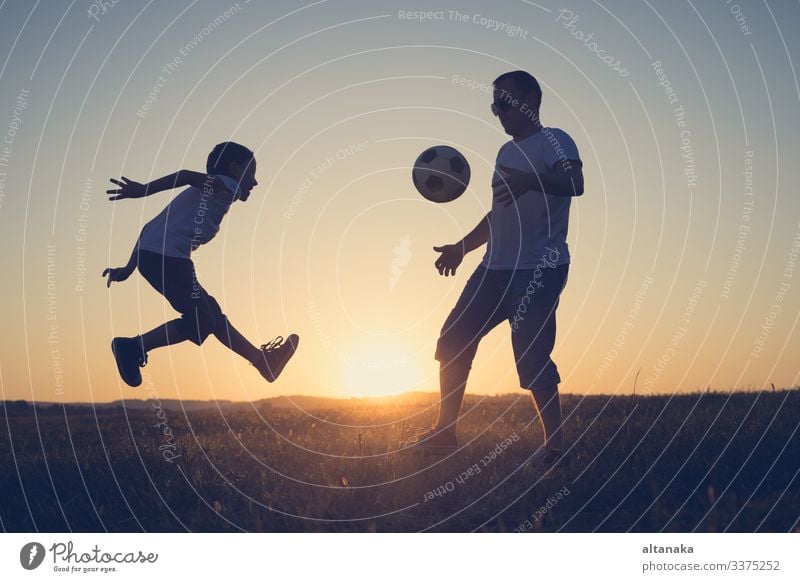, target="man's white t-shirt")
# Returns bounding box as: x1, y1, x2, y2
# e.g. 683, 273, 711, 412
482, 127, 580, 270
137, 174, 241, 259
